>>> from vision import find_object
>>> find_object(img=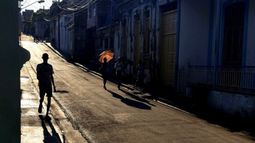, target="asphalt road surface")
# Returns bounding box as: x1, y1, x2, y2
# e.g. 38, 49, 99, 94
21, 36, 254, 143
